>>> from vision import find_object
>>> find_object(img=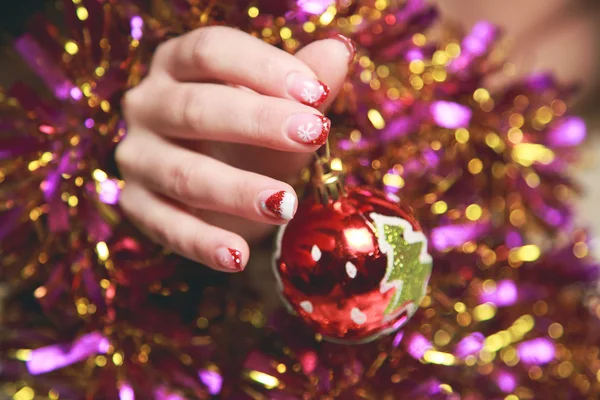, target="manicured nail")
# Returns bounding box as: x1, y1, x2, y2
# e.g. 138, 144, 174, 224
259, 190, 296, 220
215, 247, 244, 272
287, 114, 331, 145
330, 33, 357, 65
286, 72, 330, 108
